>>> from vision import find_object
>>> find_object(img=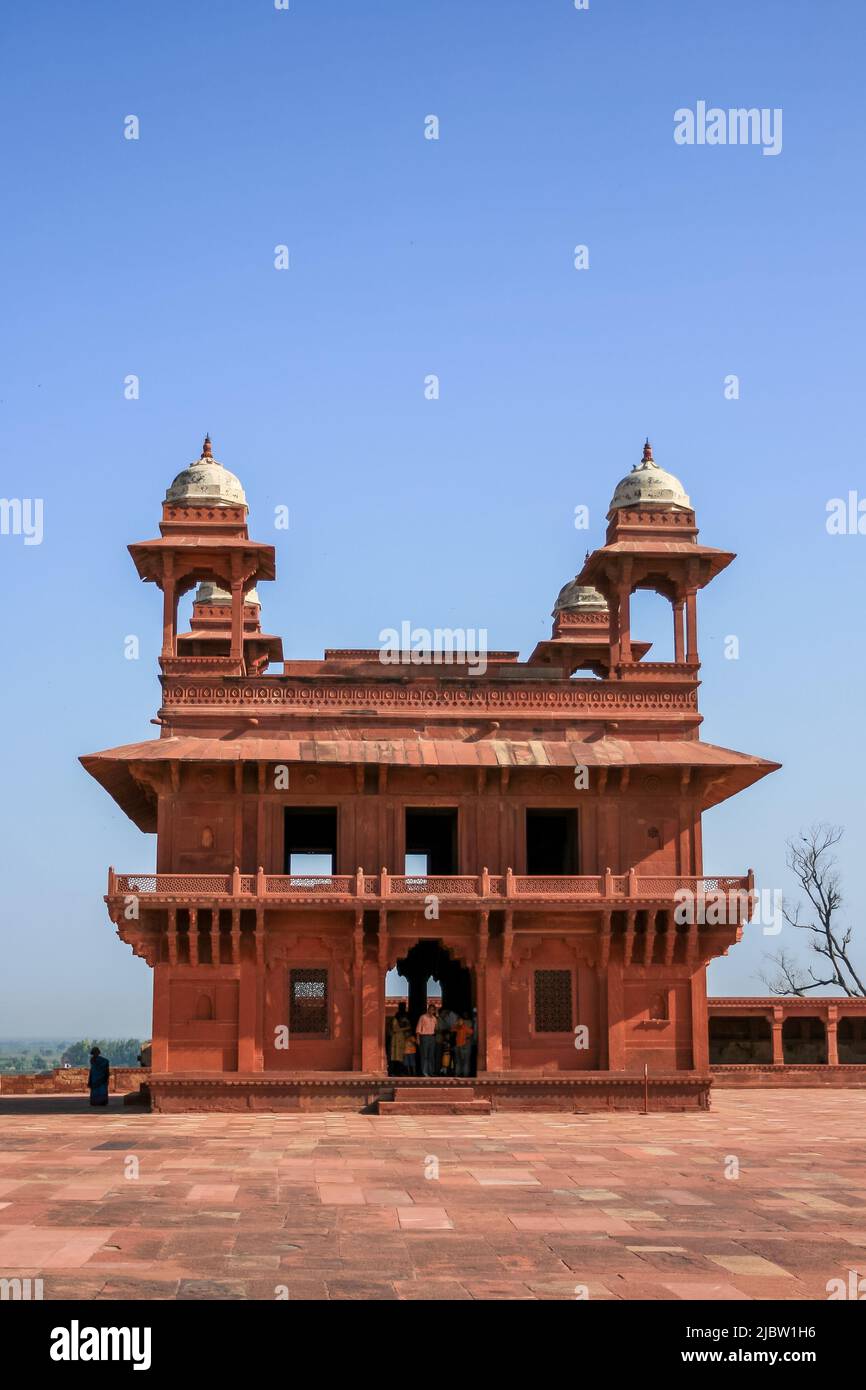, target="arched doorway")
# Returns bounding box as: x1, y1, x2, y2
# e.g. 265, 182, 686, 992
395, 940, 473, 1025
384, 939, 476, 1077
